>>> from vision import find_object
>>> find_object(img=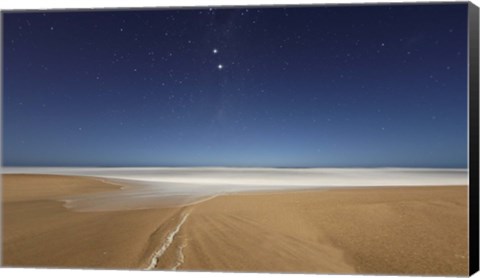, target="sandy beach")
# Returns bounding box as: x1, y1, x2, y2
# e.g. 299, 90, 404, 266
2, 174, 468, 275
